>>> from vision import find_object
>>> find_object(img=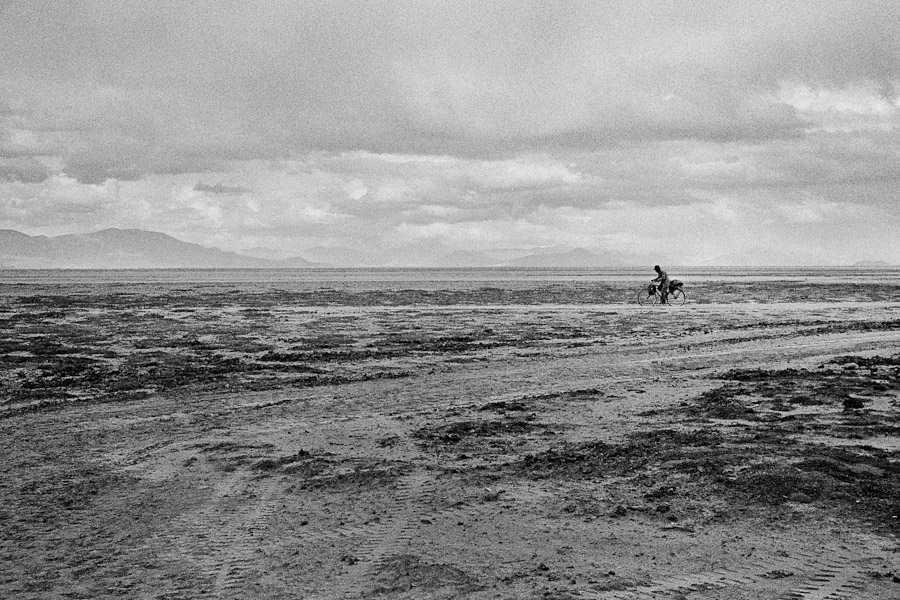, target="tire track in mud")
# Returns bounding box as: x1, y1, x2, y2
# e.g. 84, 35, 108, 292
97, 326, 900, 599
780, 558, 871, 600
261, 411, 444, 599
632, 330, 900, 367
161, 473, 279, 600
89, 327, 897, 439
400, 499, 881, 600
305, 470, 437, 600
419, 499, 878, 600
592, 550, 872, 599
251, 329, 900, 421
404, 330, 900, 420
